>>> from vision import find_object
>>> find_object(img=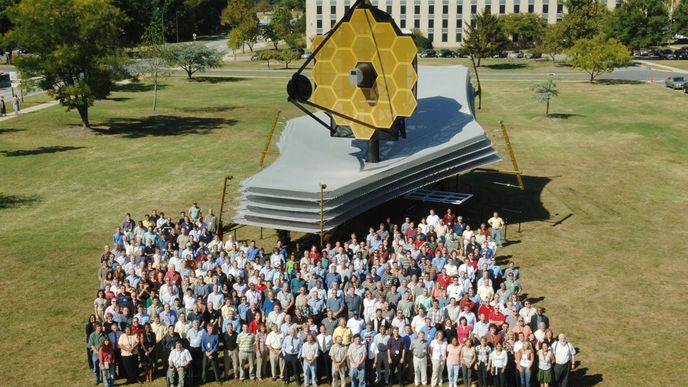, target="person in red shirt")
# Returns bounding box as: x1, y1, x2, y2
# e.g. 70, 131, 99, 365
163, 264, 181, 287
99, 337, 116, 387
443, 209, 457, 229
436, 269, 452, 289
459, 294, 476, 312
478, 303, 492, 320
248, 311, 262, 334
488, 306, 506, 327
